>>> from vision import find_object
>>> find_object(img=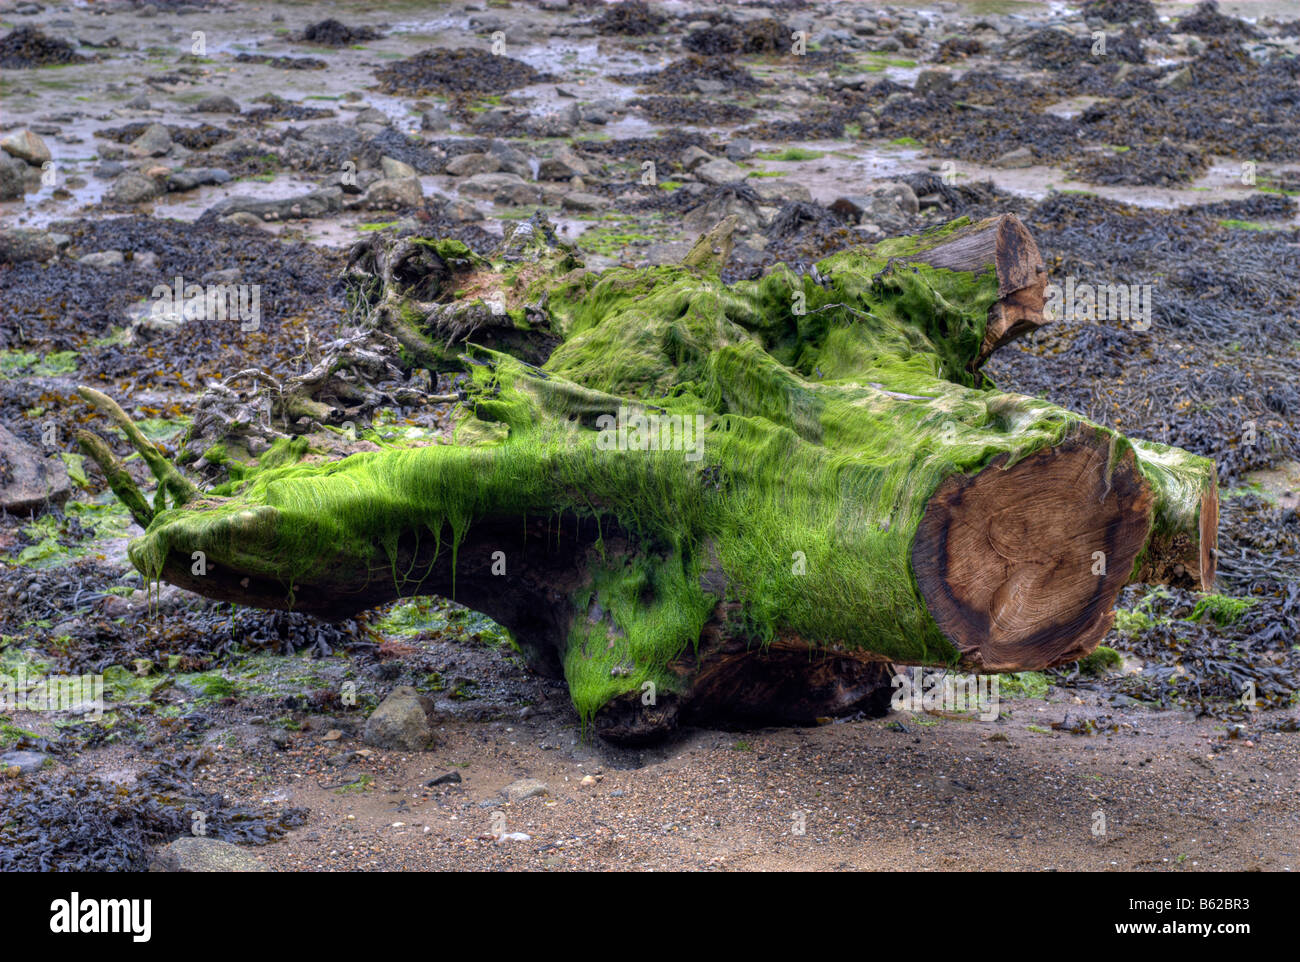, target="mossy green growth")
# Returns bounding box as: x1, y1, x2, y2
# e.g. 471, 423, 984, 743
1187, 593, 1257, 627
120, 217, 1217, 724
1078, 645, 1122, 675
0, 349, 79, 378
1000, 672, 1050, 699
